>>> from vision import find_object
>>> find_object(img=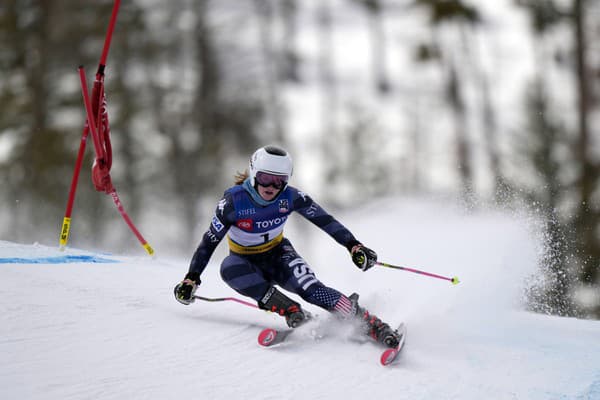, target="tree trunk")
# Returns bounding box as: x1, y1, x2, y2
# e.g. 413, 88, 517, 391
573, 0, 599, 287
317, 0, 341, 204
254, 0, 284, 143
447, 62, 472, 201
363, 0, 391, 94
